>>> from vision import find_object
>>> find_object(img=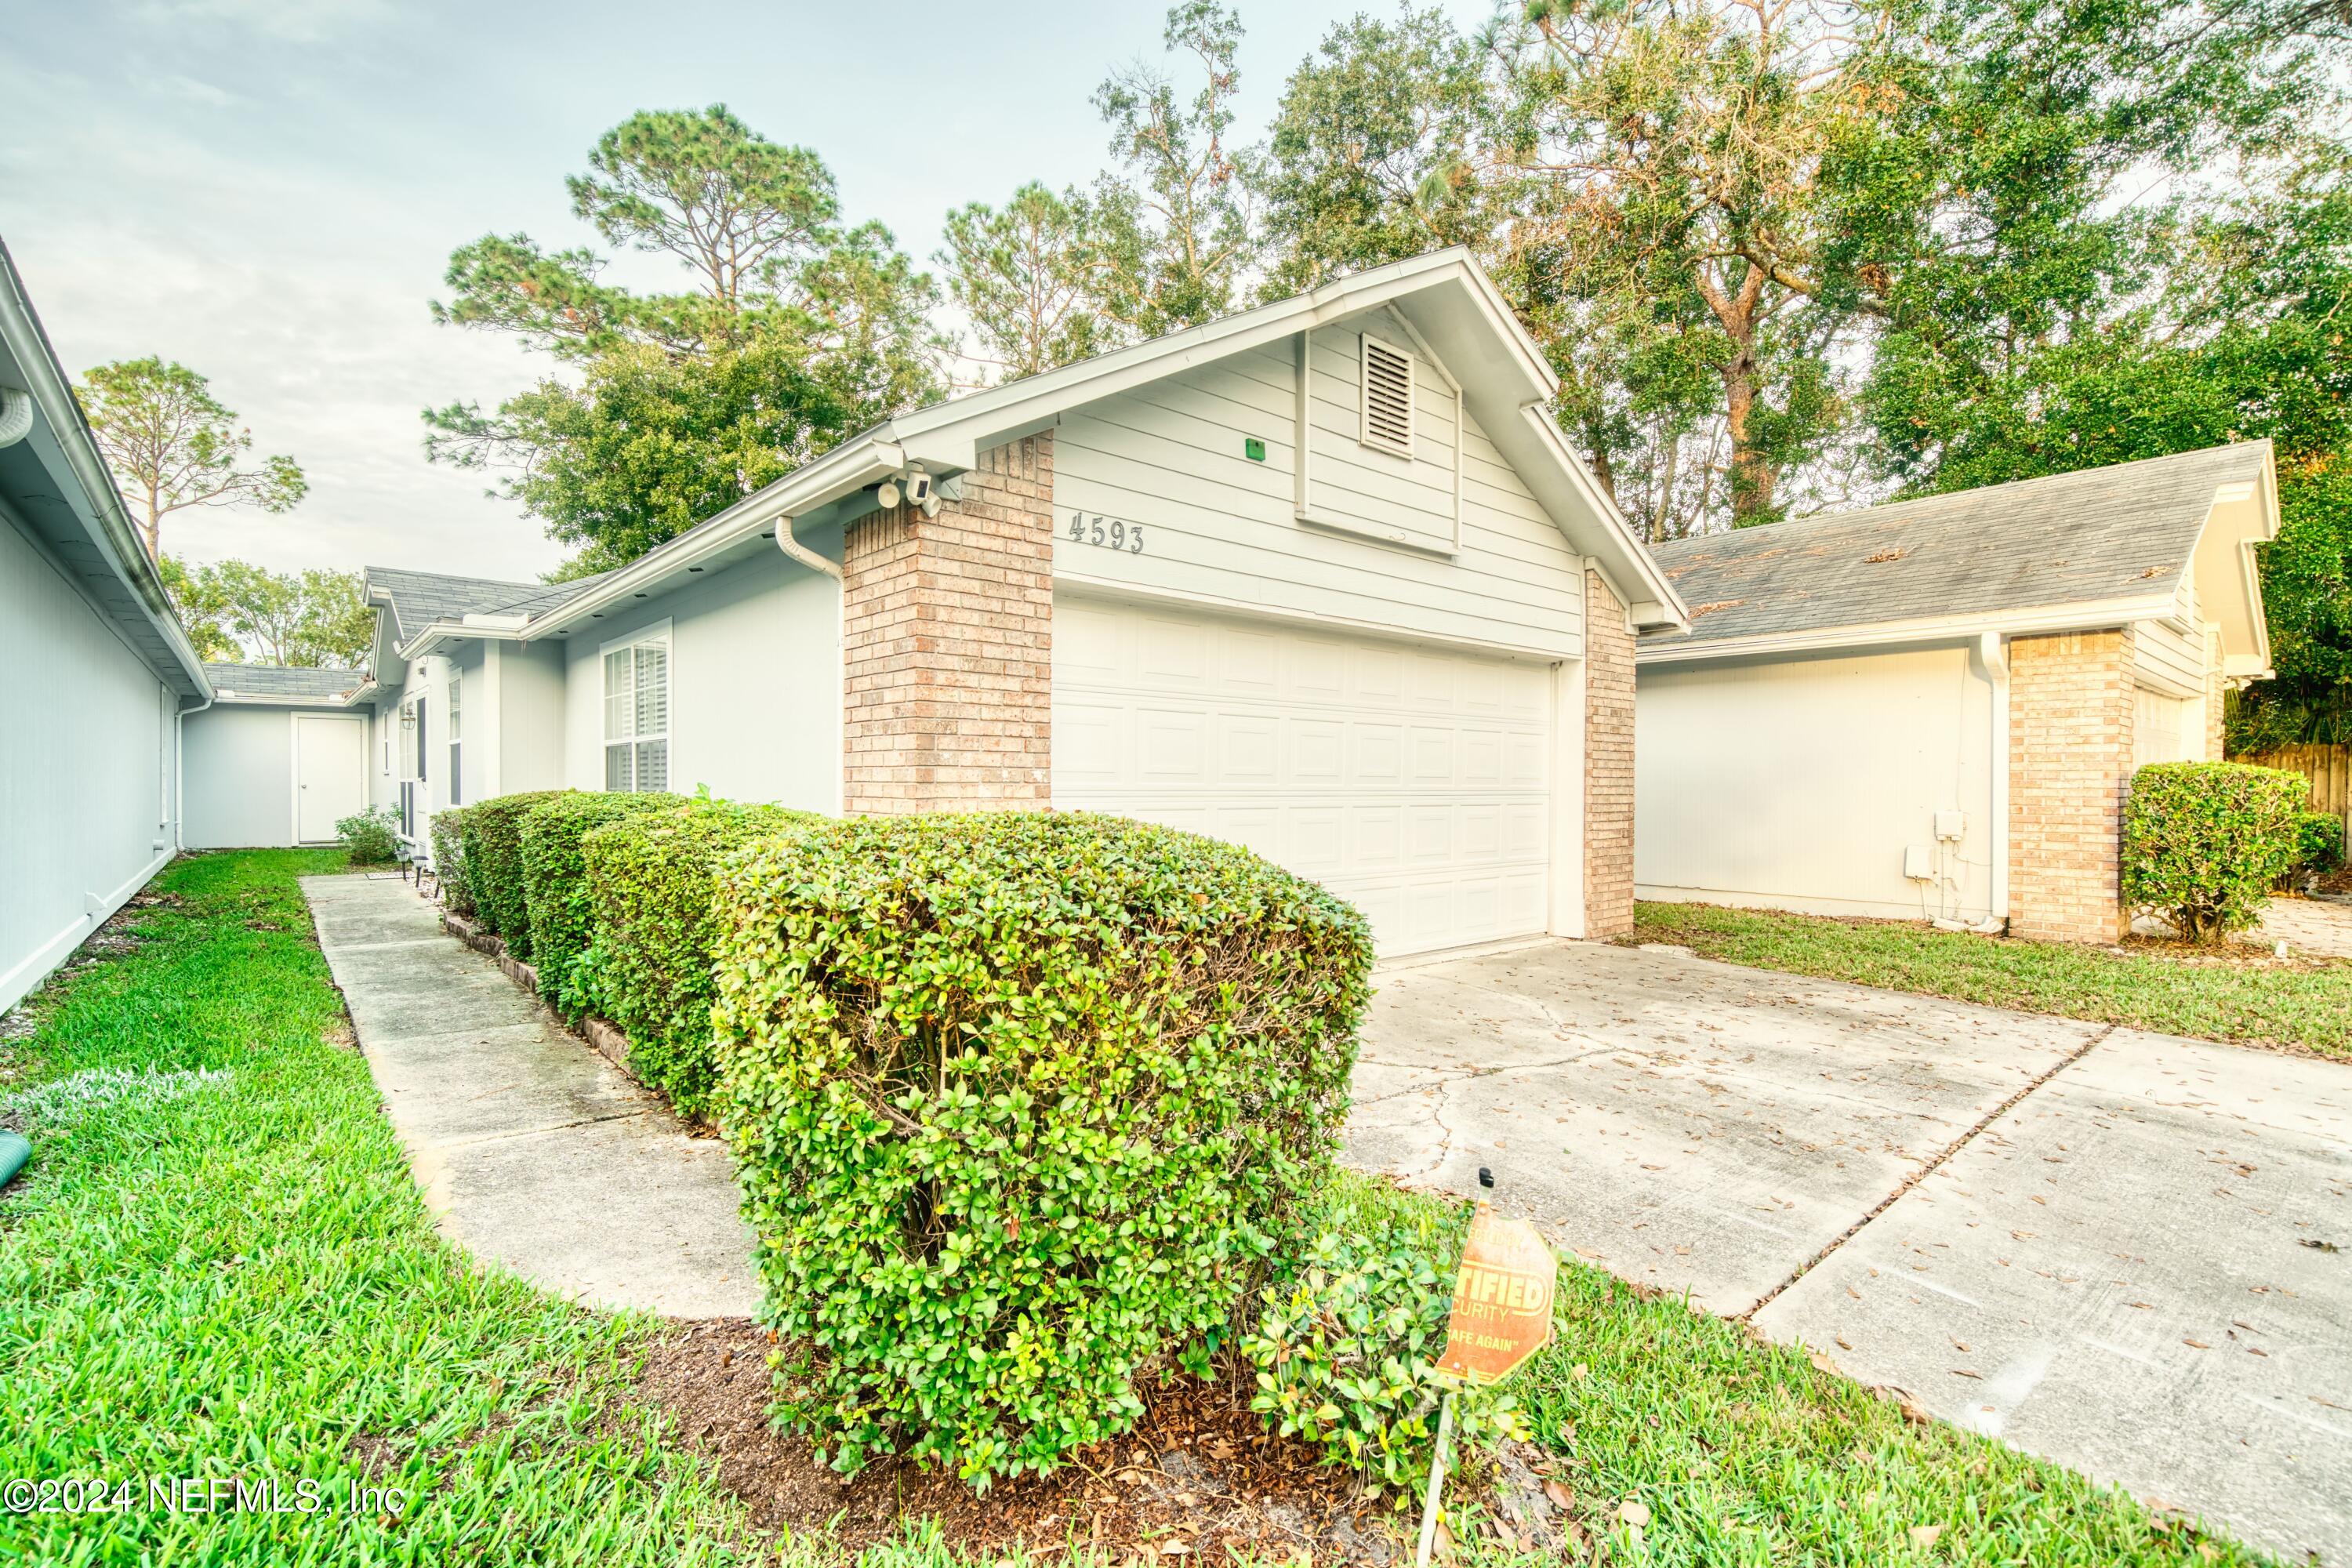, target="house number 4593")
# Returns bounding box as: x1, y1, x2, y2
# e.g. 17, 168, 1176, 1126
1068, 514, 1145, 554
